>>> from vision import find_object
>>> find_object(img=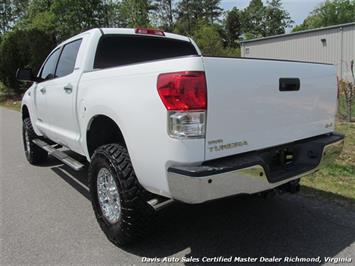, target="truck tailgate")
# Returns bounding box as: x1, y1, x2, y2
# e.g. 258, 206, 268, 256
203, 57, 337, 160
